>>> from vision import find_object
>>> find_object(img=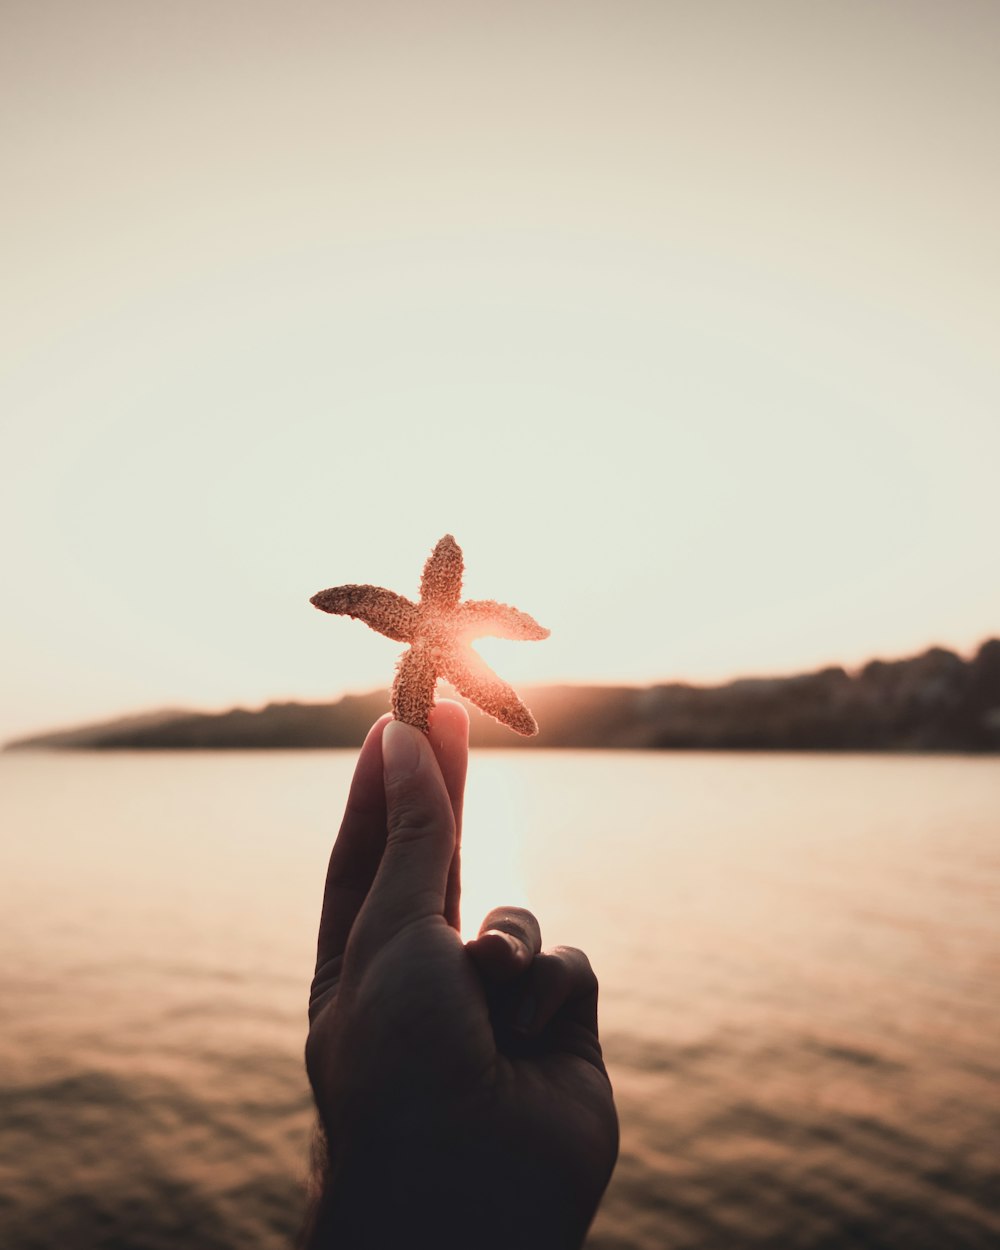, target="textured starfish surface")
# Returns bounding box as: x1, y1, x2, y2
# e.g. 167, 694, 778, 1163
310, 535, 549, 735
